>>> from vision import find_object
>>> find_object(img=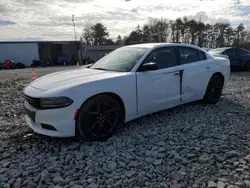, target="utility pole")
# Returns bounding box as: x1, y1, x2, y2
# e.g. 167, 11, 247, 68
72, 14, 77, 41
